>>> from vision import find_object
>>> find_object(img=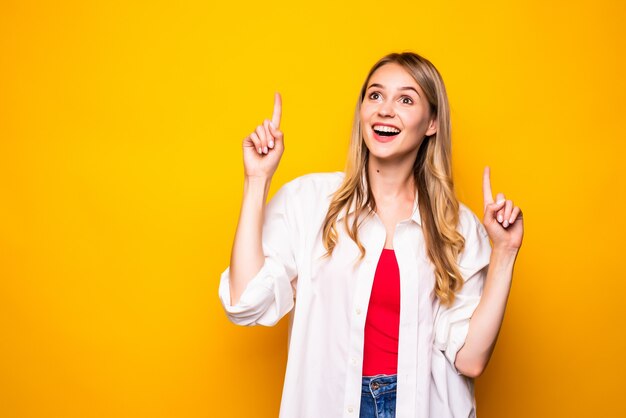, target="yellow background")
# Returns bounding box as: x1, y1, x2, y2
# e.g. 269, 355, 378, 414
1, 0, 624, 417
